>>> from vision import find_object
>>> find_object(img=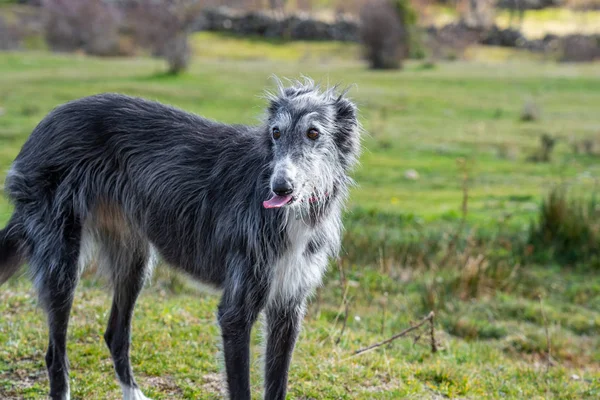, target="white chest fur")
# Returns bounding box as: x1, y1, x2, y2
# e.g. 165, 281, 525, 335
267, 218, 329, 307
